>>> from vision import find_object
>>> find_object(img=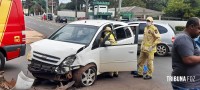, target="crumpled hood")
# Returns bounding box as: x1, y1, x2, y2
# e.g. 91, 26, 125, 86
30, 39, 85, 64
